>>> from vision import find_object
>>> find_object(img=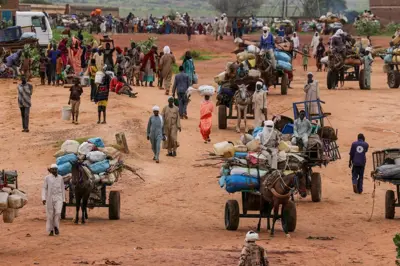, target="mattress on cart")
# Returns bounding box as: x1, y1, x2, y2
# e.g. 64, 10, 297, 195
375, 164, 400, 180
